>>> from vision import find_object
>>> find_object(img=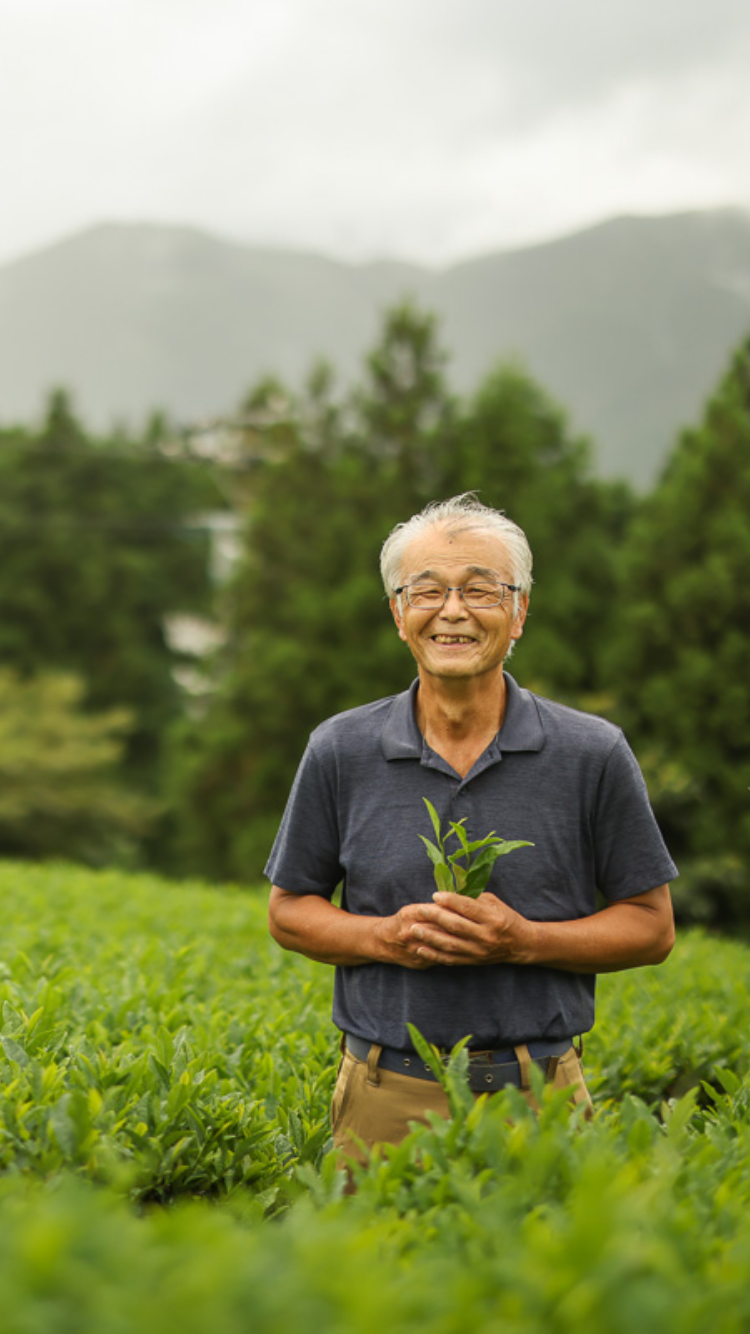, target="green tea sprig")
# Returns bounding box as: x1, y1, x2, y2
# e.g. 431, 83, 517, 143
420, 797, 533, 898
